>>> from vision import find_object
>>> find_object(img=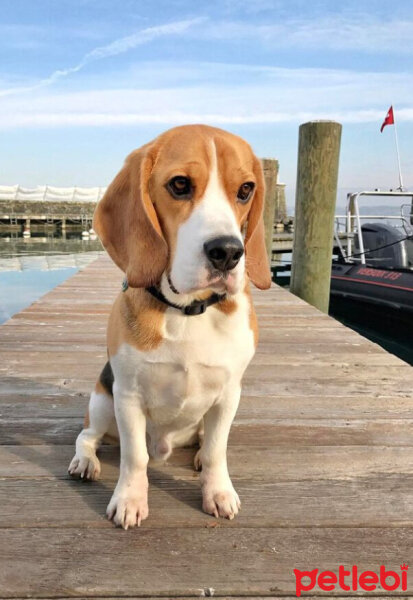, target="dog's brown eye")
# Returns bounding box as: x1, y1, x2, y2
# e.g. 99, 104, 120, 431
167, 176, 193, 199
237, 182, 255, 204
